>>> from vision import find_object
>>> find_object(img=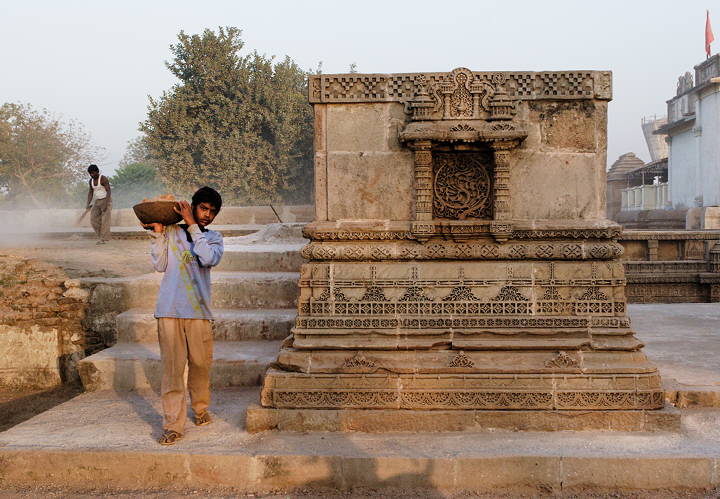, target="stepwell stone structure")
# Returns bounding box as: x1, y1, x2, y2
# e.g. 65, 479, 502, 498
249, 68, 667, 431
77, 224, 305, 393
621, 230, 720, 303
